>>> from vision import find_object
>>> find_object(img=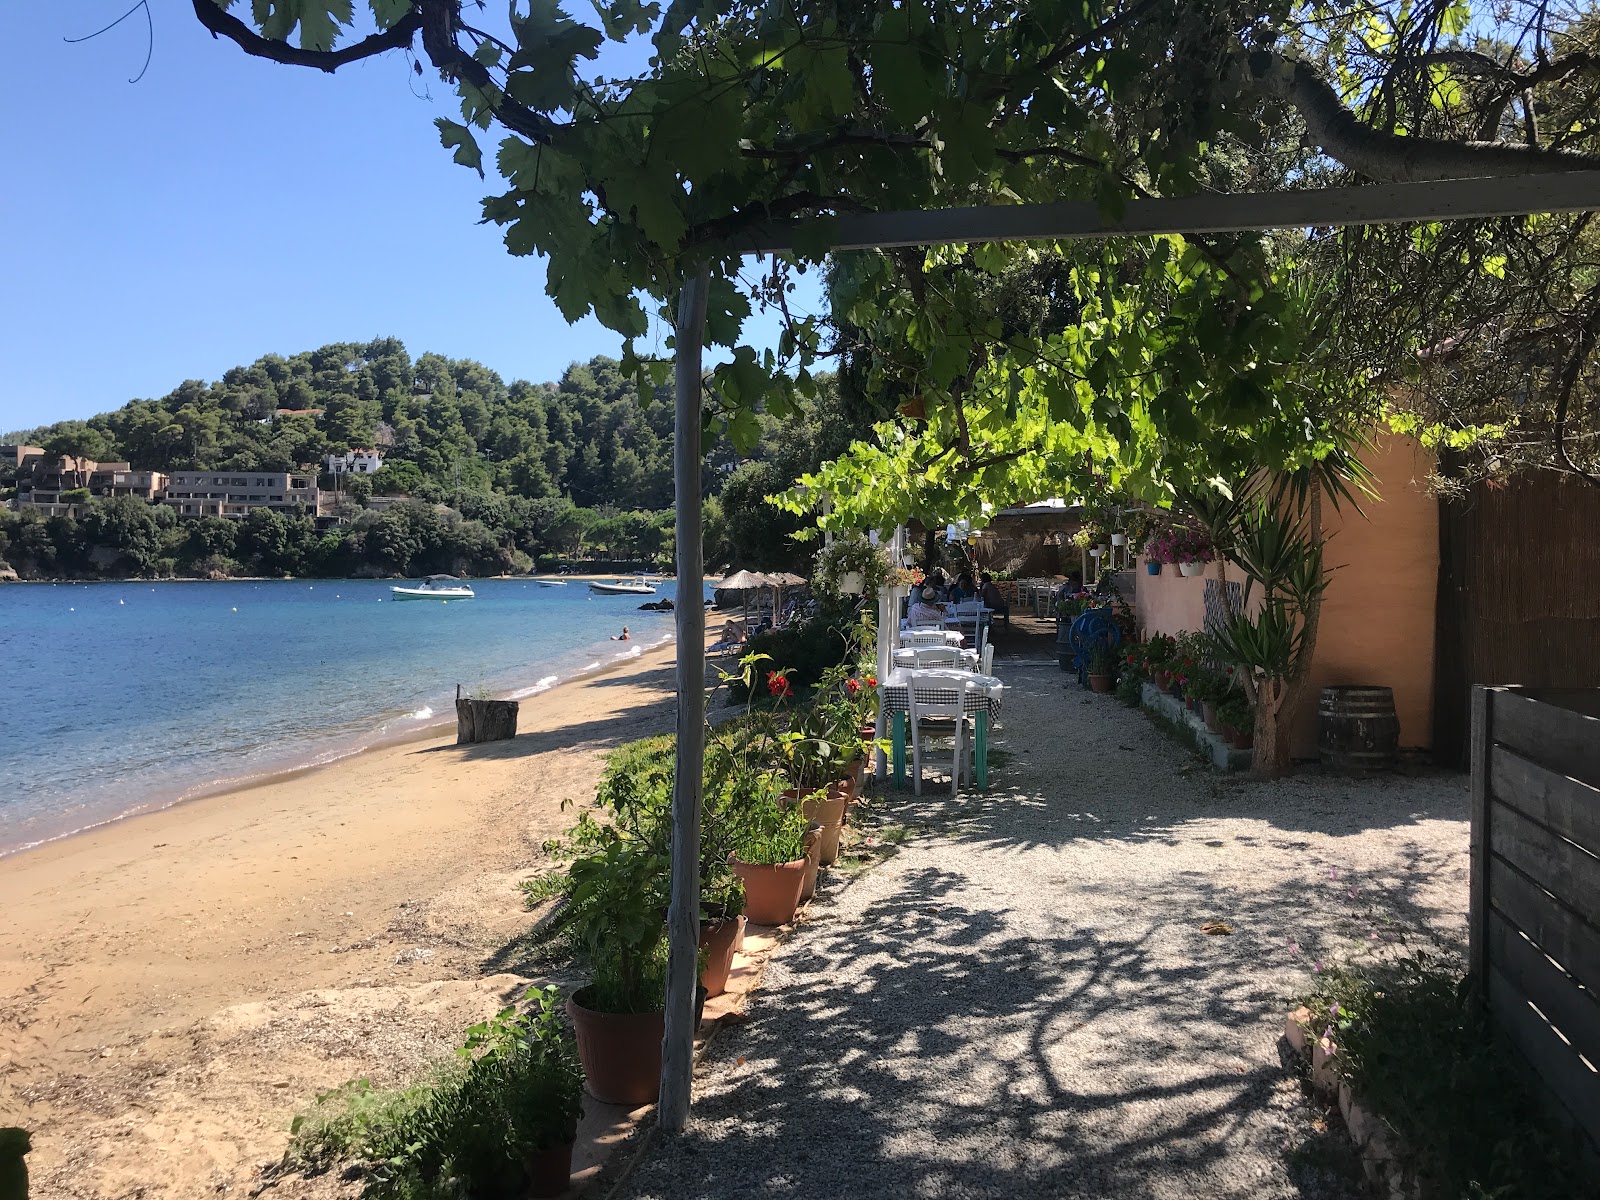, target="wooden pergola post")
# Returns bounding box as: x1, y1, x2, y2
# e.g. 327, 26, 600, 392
659, 264, 709, 1133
